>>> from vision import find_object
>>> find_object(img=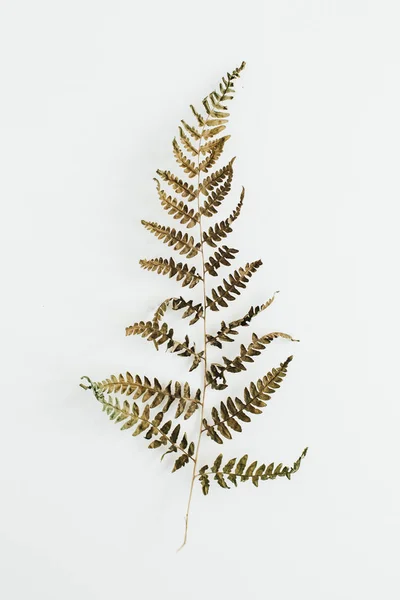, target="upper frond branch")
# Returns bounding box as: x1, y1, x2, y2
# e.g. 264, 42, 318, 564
154, 179, 199, 229
125, 320, 204, 371
139, 257, 202, 288
153, 297, 203, 326
198, 447, 308, 494
206, 292, 279, 348
206, 331, 299, 390
205, 246, 239, 277
202, 356, 293, 444
206, 260, 262, 312
156, 170, 198, 202
203, 187, 245, 248
141, 221, 200, 258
